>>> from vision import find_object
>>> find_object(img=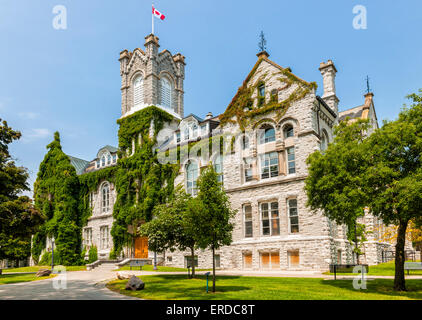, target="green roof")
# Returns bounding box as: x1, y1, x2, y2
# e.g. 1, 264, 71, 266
68, 155, 90, 175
